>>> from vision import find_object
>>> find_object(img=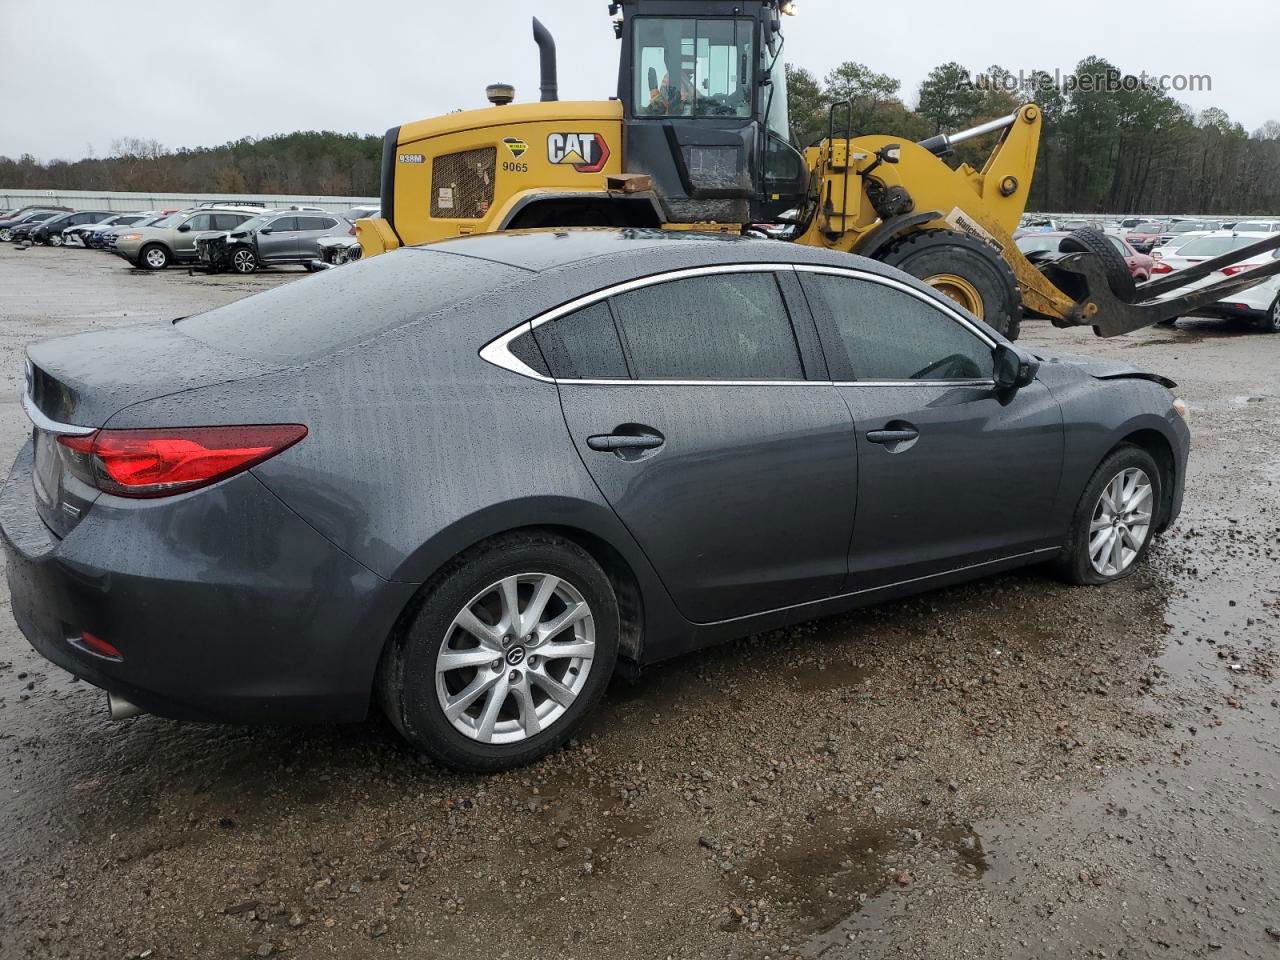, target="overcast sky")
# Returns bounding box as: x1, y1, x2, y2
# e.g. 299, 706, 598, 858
2, 0, 1276, 160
